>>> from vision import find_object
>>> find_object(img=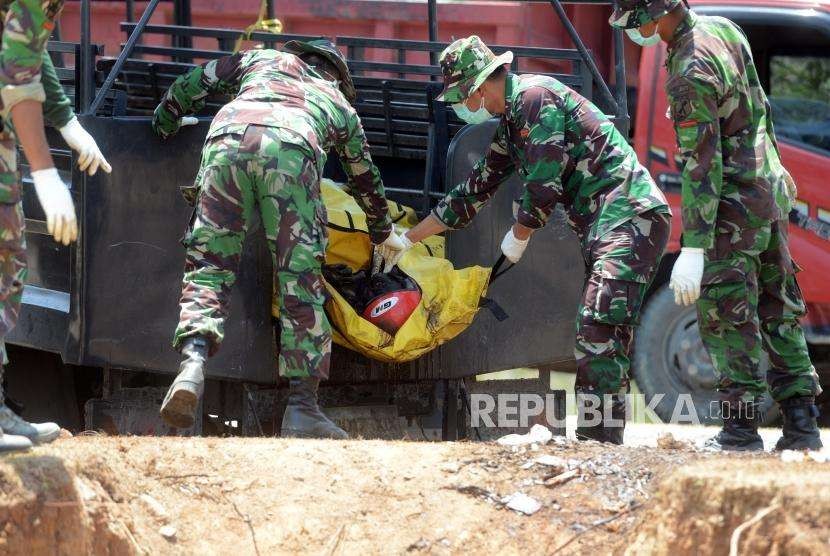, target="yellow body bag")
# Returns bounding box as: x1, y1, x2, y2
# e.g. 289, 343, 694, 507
273, 179, 491, 364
